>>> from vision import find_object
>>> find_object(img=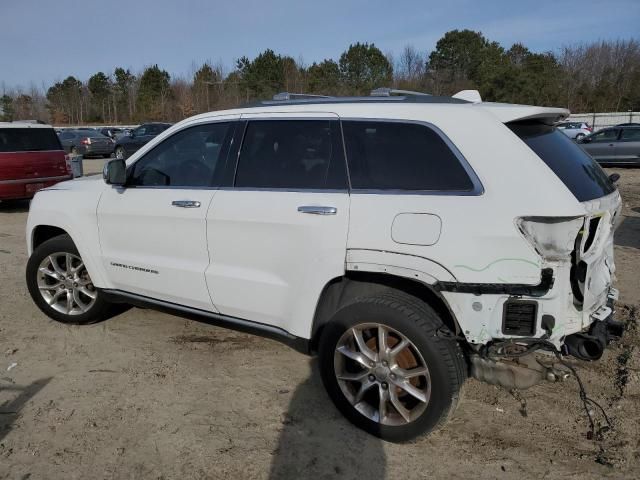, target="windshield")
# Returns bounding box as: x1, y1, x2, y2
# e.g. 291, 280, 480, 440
508, 122, 615, 202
